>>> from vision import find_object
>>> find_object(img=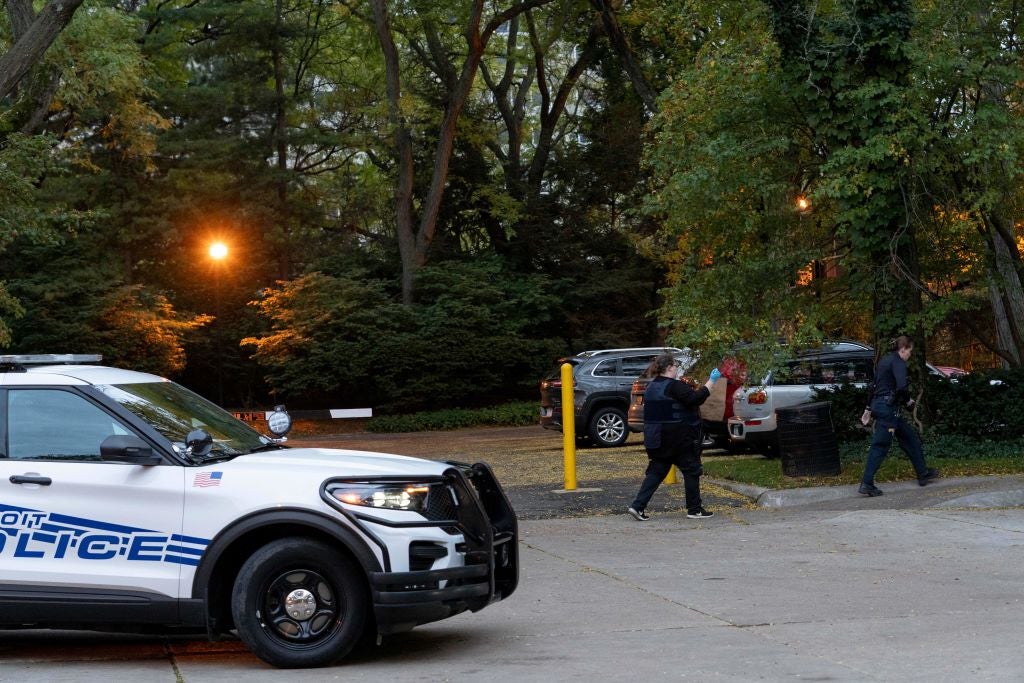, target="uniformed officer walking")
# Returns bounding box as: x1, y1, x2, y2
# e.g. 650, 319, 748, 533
628, 353, 721, 520
859, 335, 939, 496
